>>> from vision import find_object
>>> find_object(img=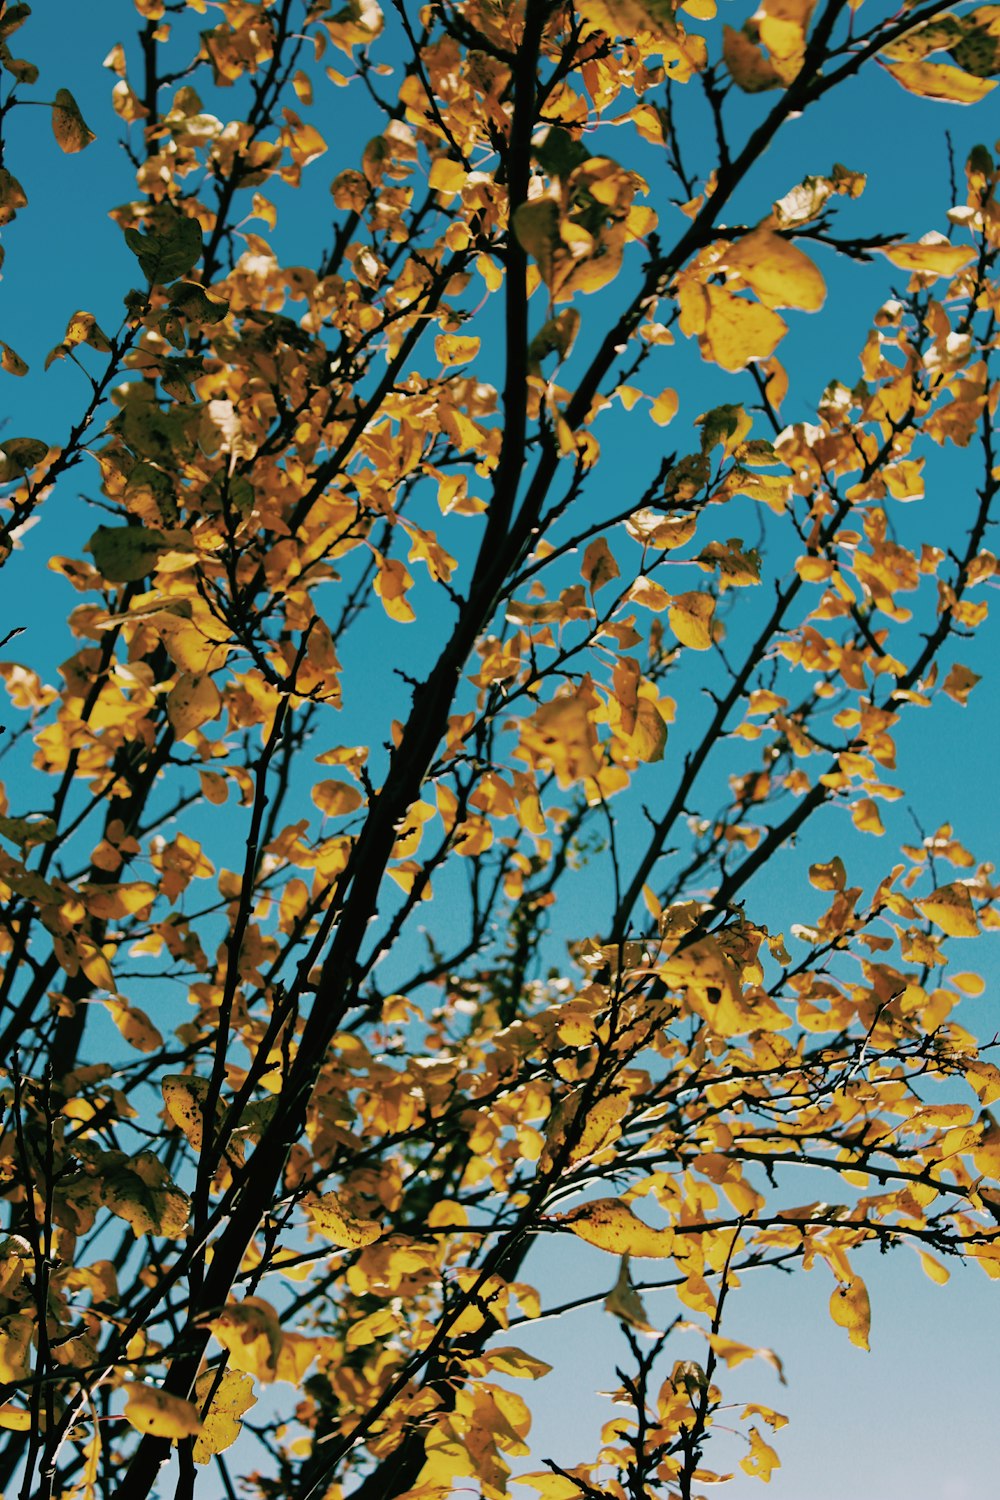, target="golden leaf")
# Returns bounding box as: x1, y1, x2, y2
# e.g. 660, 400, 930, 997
916, 882, 979, 938
435, 333, 481, 367
104, 998, 164, 1054
916, 1250, 950, 1285
485, 1347, 553, 1380
372, 553, 416, 623
668, 592, 715, 650
305, 1190, 384, 1248
650, 388, 679, 426
311, 778, 364, 817
880, 57, 996, 104
880, 236, 978, 275
740, 1425, 781, 1482
561, 1198, 675, 1258
678, 280, 788, 370
192, 1370, 257, 1465
0, 166, 28, 225
123, 1385, 202, 1440
828, 1276, 870, 1349
100, 1153, 190, 1238
166, 672, 222, 739
851, 798, 885, 836
0, 1316, 33, 1383
209, 1299, 283, 1382
720, 227, 826, 311
162, 1074, 212, 1152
